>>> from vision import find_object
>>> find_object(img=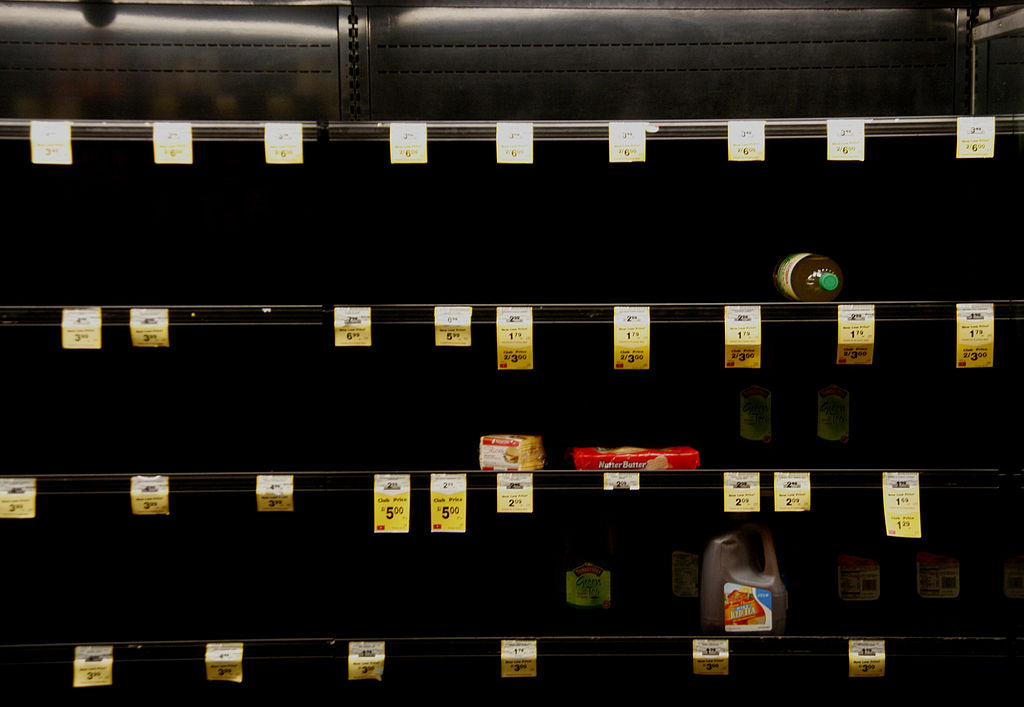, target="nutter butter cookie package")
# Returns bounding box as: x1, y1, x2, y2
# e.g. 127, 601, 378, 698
479, 434, 546, 471
568, 446, 700, 471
